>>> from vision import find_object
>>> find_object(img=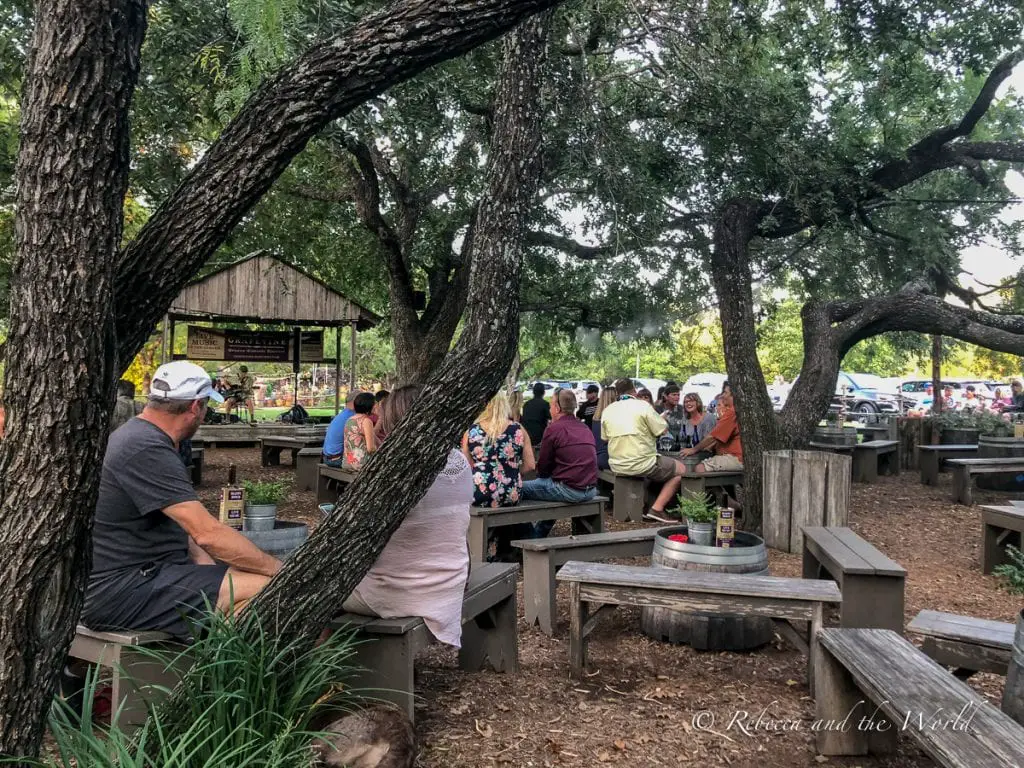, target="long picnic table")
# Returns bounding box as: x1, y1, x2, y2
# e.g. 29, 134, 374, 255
260, 435, 325, 466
